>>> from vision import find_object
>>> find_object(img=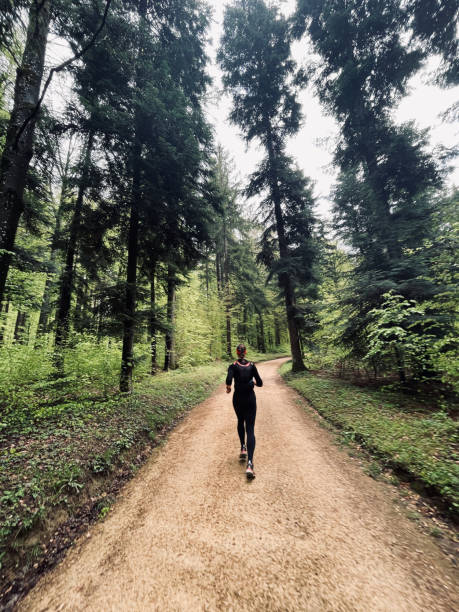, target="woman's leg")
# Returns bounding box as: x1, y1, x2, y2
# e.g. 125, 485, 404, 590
244, 396, 257, 463
233, 399, 246, 448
